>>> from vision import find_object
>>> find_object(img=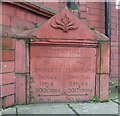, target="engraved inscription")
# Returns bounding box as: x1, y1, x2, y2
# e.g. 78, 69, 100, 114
32, 47, 96, 58
30, 46, 96, 102
65, 74, 95, 95
34, 68, 61, 73
37, 75, 57, 79
36, 88, 60, 94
